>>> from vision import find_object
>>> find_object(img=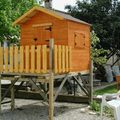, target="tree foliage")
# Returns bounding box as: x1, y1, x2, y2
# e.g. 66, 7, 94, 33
91, 31, 108, 65
0, 0, 42, 44
65, 0, 120, 50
